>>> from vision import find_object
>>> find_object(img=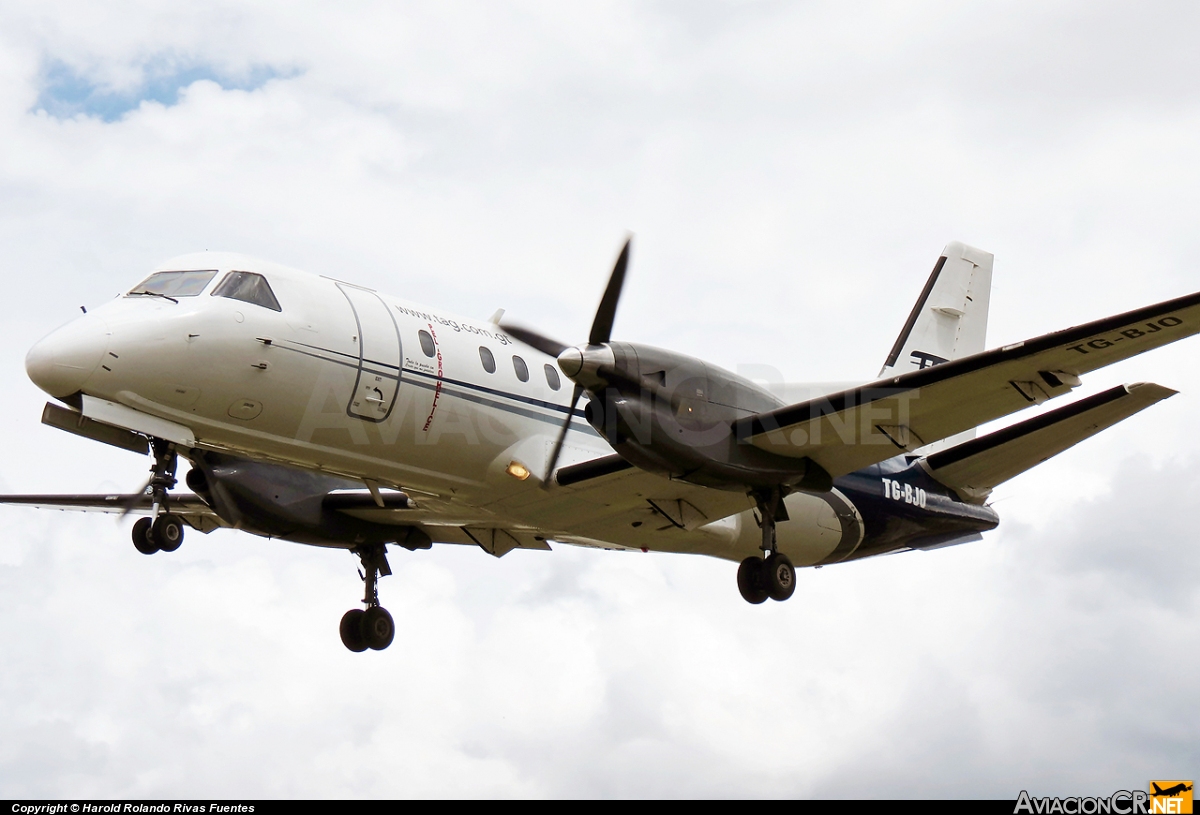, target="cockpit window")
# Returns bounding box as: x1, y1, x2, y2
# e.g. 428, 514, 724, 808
128, 270, 217, 298
211, 271, 282, 312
